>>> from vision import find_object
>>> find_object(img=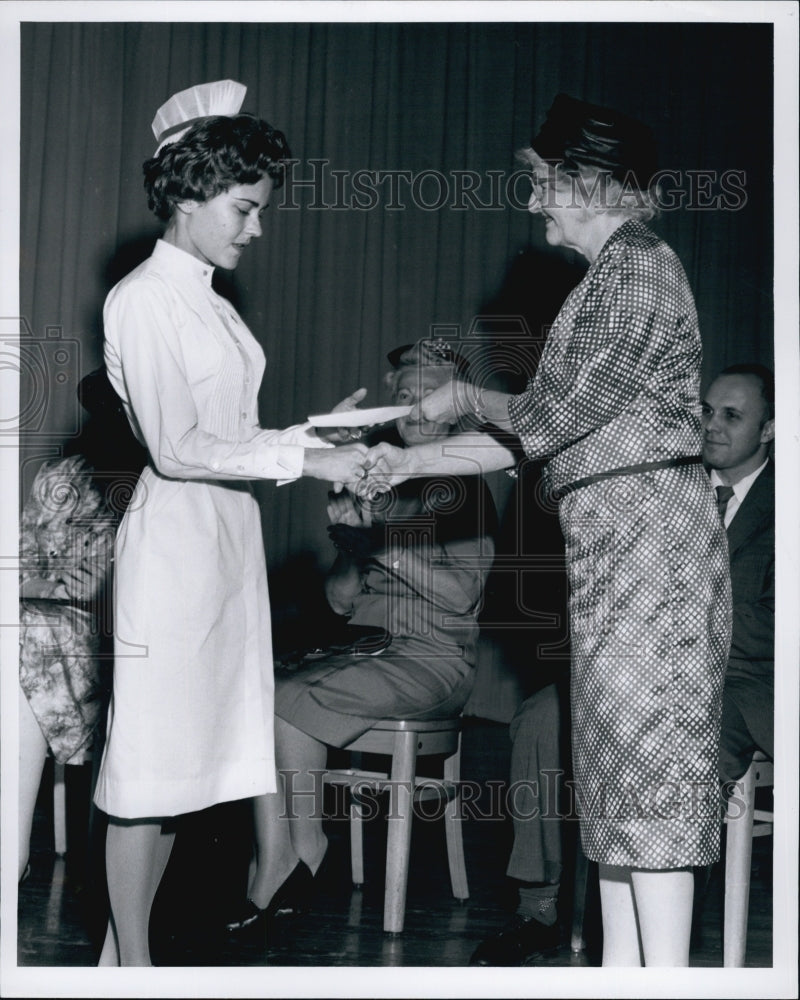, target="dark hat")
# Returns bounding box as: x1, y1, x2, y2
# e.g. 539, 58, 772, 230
386, 339, 470, 374
531, 94, 658, 190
